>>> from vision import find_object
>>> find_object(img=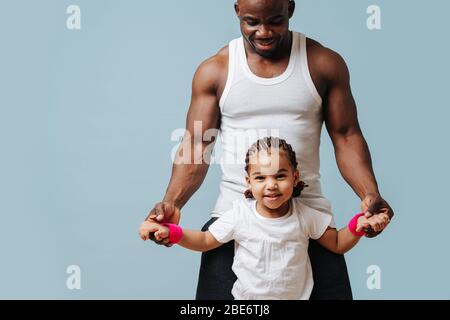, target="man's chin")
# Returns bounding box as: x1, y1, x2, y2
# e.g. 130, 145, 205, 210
256, 50, 277, 58
254, 46, 278, 58
250, 41, 279, 58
